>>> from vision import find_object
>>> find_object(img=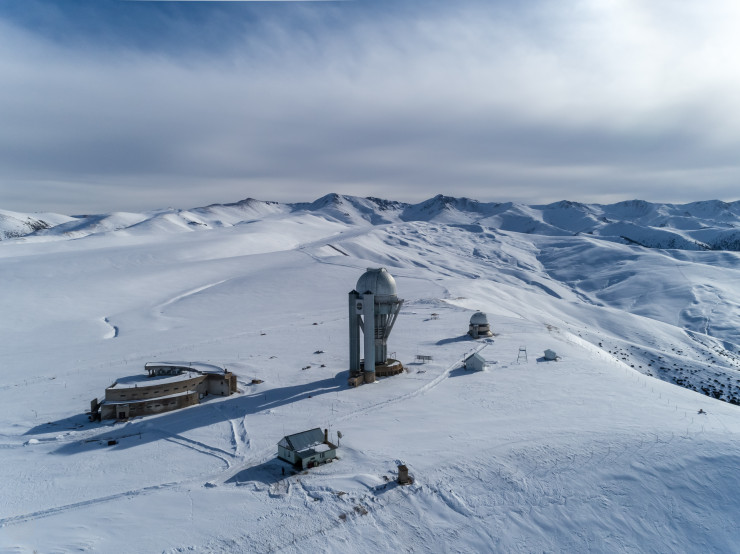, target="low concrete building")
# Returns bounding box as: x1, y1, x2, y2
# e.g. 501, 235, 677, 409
278, 428, 338, 469
92, 362, 237, 420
